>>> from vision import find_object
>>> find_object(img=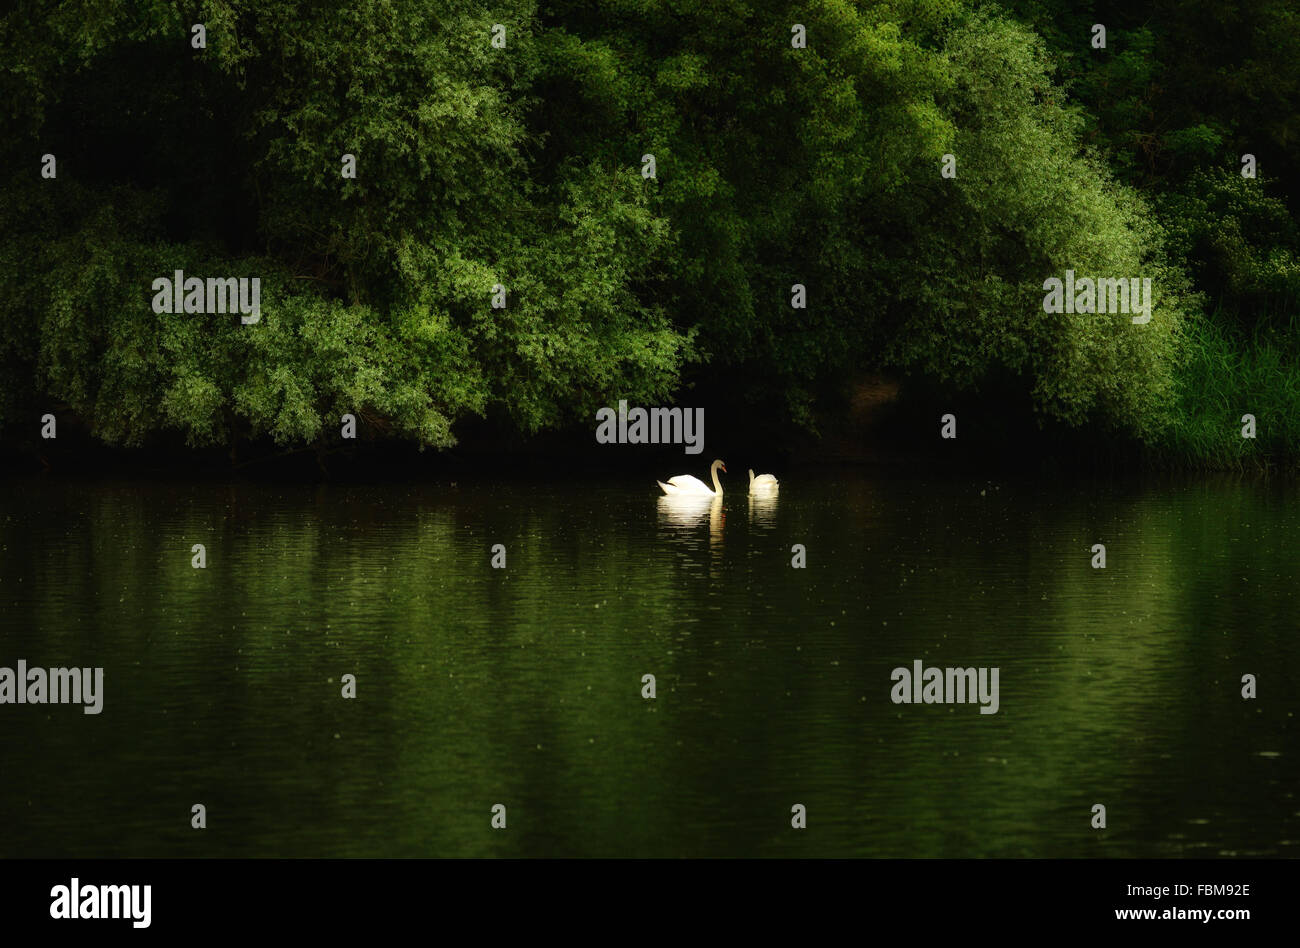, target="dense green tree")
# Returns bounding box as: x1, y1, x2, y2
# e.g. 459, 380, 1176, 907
2, 0, 1294, 465
0, 0, 691, 448
539, 1, 1191, 434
